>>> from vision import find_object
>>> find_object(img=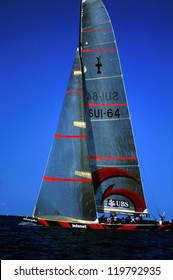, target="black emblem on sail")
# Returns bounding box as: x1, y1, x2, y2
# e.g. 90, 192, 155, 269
95, 56, 102, 74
